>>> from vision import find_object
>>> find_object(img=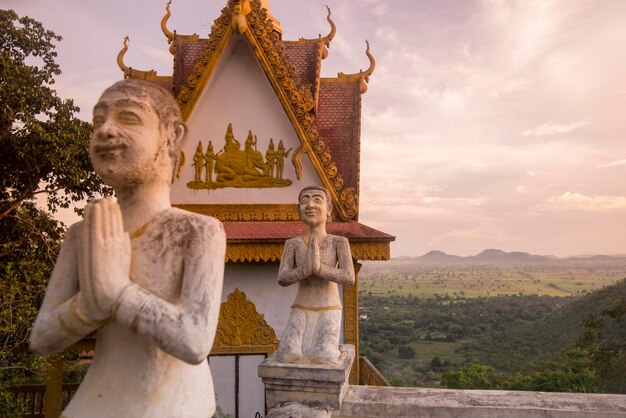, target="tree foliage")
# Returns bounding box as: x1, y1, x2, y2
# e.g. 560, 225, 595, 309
0, 10, 109, 395
0, 9, 108, 219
